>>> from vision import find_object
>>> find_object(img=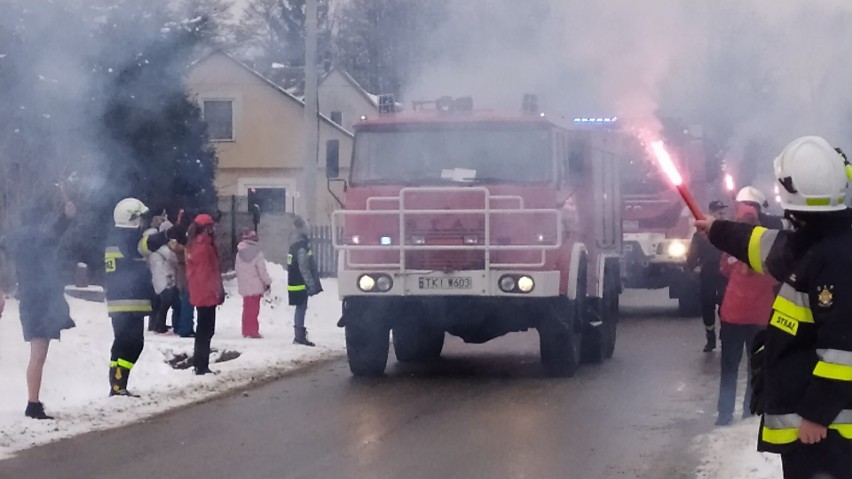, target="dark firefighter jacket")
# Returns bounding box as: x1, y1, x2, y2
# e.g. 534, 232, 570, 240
105, 227, 169, 315
687, 231, 724, 288
288, 236, 321, 305
708, 212, 852, 454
